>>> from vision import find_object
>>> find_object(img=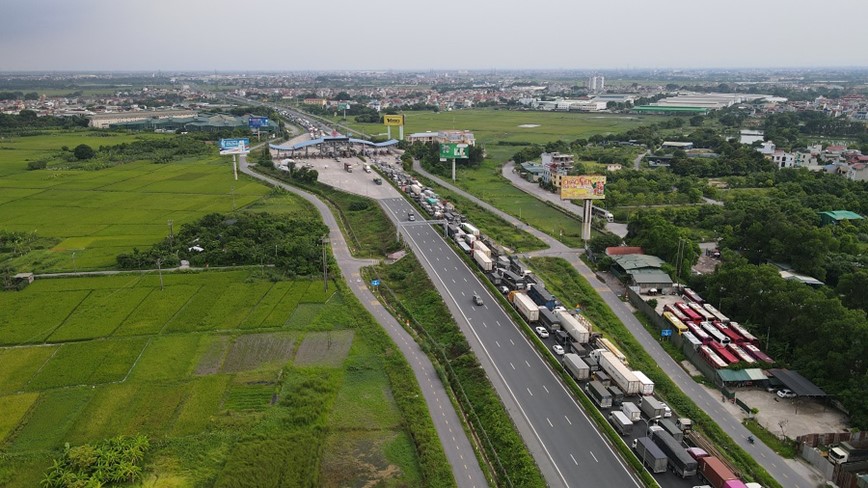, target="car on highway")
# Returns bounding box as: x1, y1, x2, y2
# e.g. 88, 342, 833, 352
535, 326, 550, 338
552, 344, 565, 356
777, 389, 796, 398
472, 293, 483, 306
